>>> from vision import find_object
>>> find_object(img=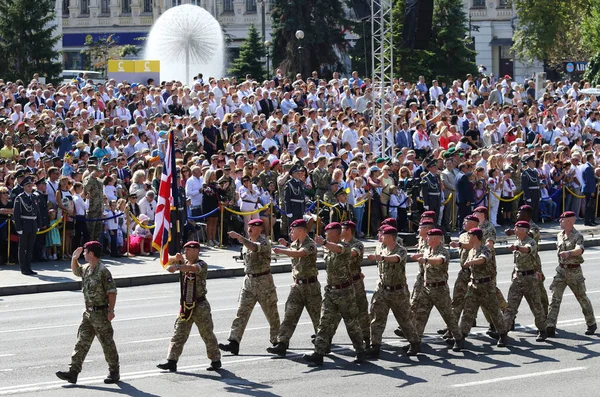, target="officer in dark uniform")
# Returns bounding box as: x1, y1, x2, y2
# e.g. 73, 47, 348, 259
420, 159, 442, 226
521, 155, 541, 222
33, 178, 50, 261
330, 188, 355, 223
284, 165, 306, 224
10, 169, 28, 202
13, 176, 41, 275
